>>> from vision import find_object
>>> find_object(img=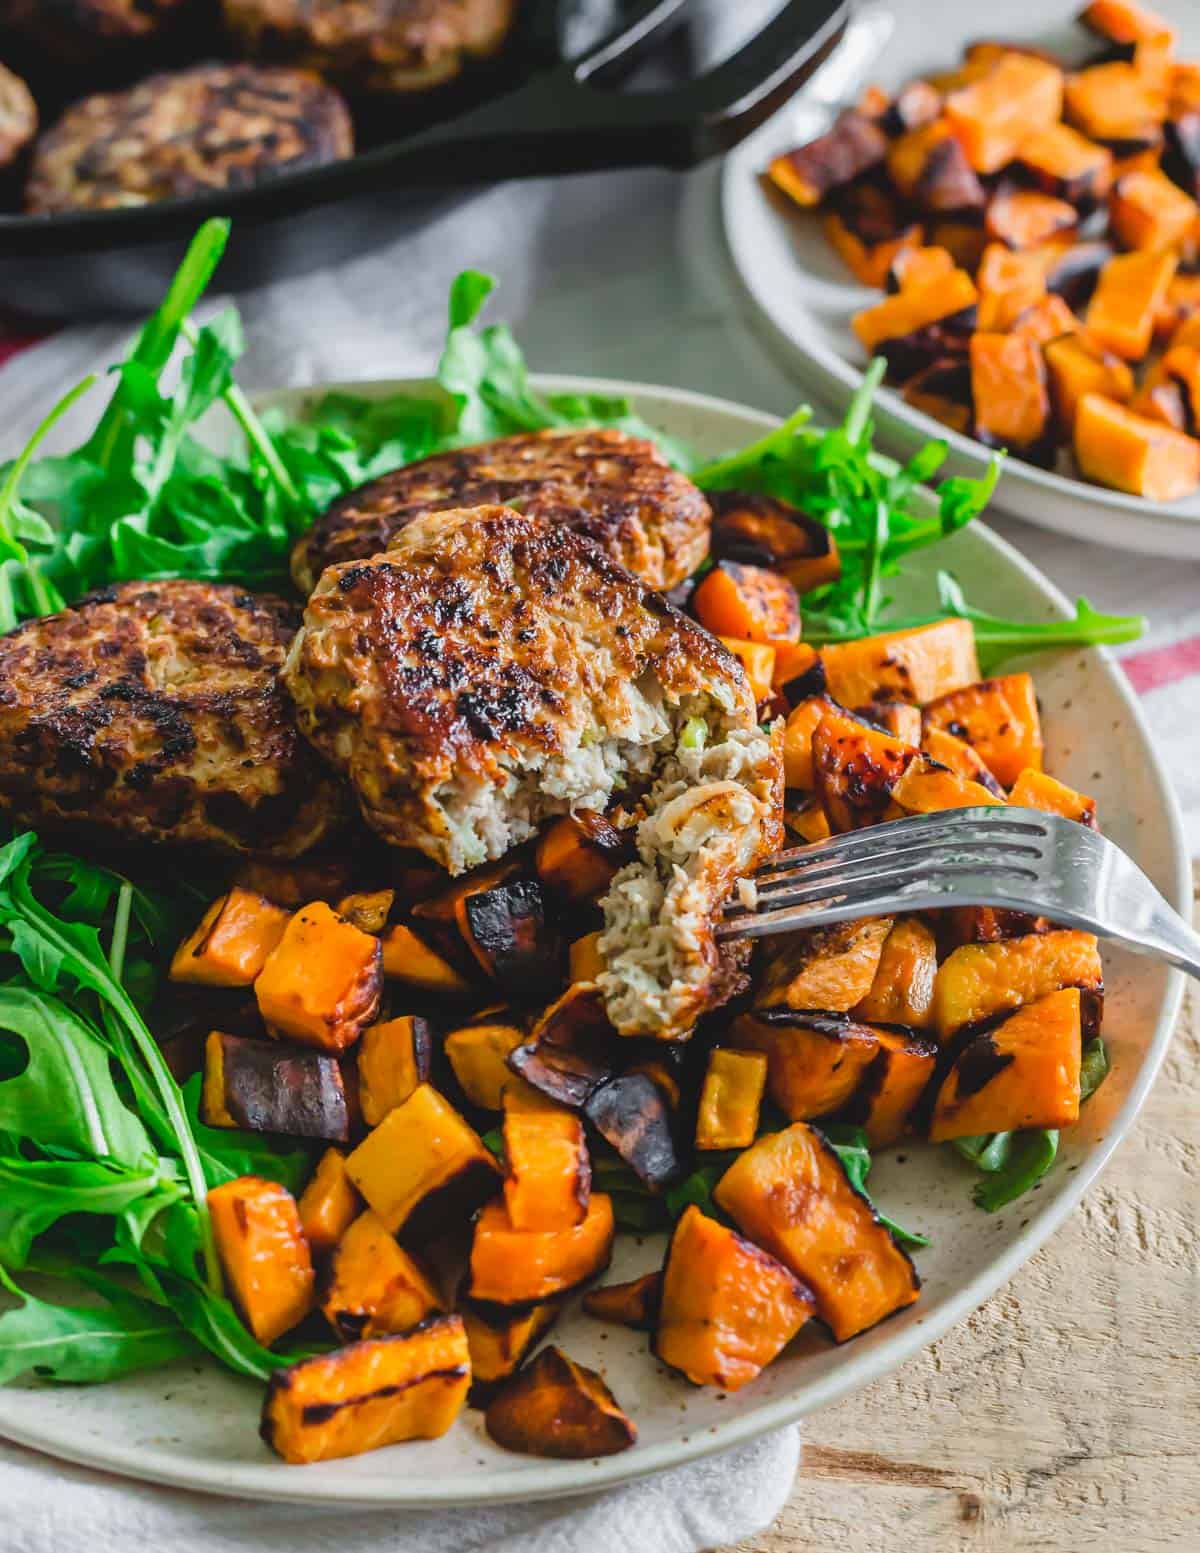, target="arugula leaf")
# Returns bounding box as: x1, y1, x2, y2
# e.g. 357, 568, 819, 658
1080, 1037, 1110, 1101
0, 1155, 177, 1267
968, 1129, 1060, 1212
820, 1124, 930, 1248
